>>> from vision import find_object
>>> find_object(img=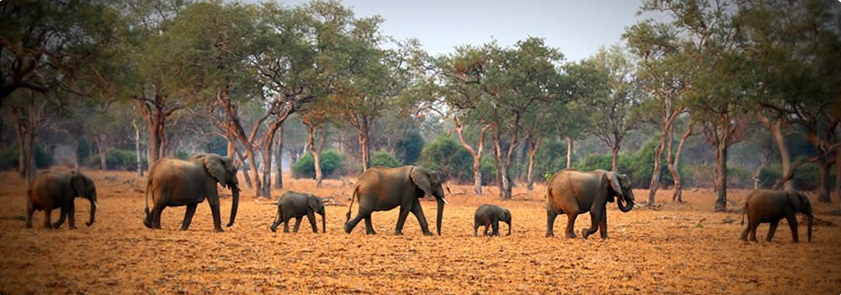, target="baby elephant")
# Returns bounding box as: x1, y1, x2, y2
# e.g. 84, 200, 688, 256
741, 189, 813, 243
474, 204, 511, 236
27, 171, 98, 229
270, 191, 326, 233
